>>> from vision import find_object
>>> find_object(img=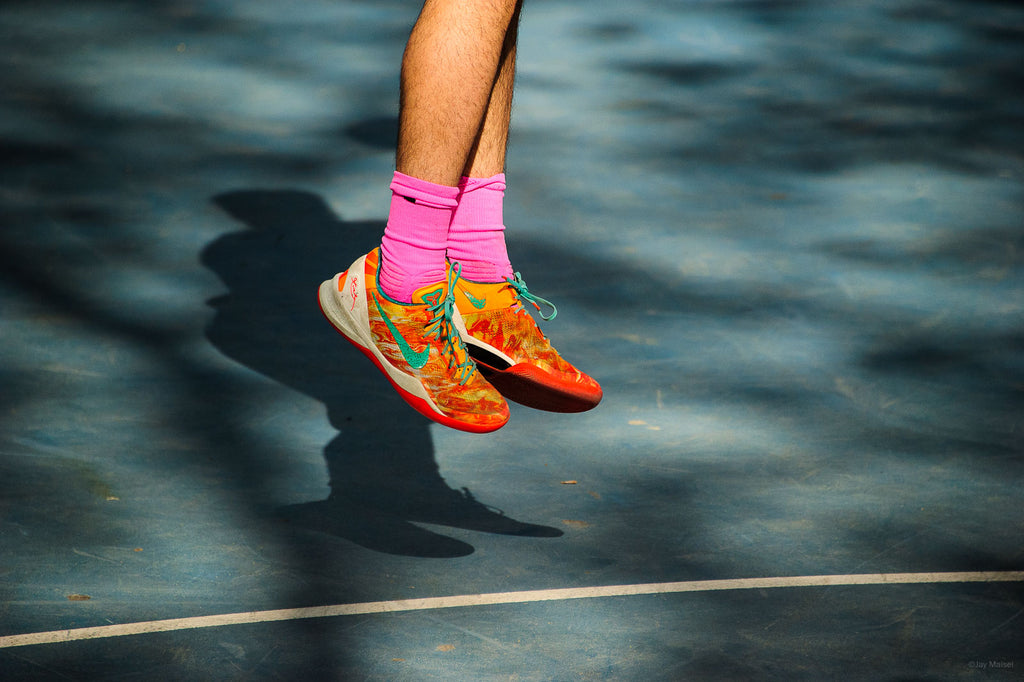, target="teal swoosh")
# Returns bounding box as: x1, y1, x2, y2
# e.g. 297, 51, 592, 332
464, 290, 487, 310
373, 295, 430, 369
